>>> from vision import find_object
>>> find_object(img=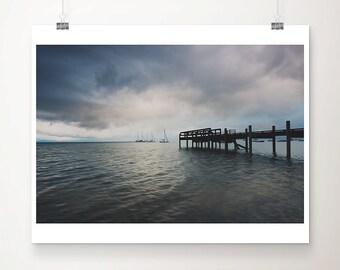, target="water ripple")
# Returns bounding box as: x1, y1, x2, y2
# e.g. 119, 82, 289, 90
37, 142, 304, 223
